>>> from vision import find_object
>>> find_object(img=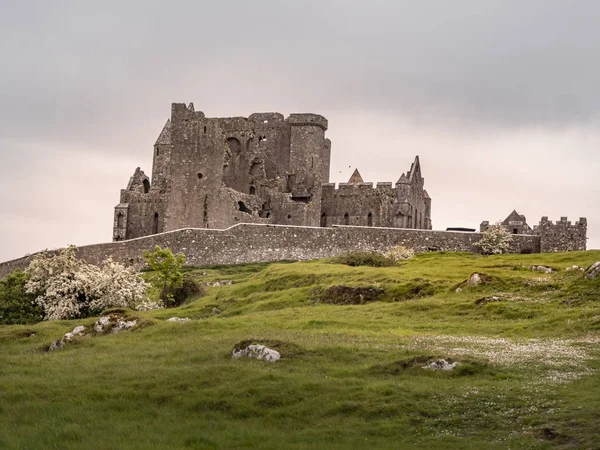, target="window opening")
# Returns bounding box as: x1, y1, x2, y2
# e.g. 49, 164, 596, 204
153, 213, 159, 234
